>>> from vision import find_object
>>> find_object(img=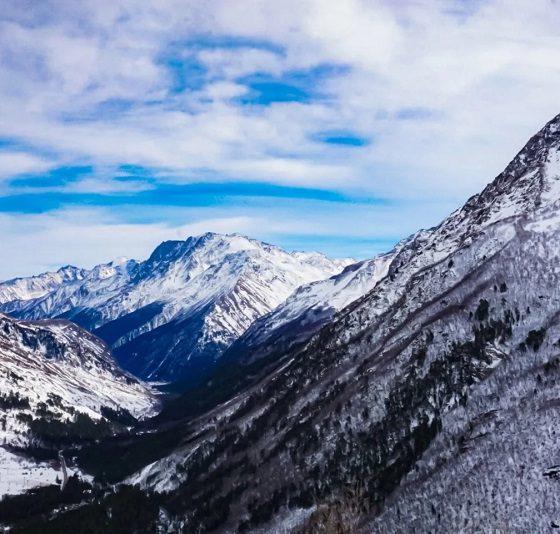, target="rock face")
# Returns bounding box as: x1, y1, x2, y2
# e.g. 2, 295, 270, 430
119, 115, 560, 532
0, 234, 351, 383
